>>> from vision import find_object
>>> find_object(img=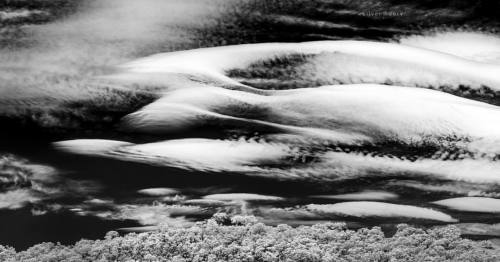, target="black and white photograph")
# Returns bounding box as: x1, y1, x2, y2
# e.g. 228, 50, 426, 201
1, 0, 500, 261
